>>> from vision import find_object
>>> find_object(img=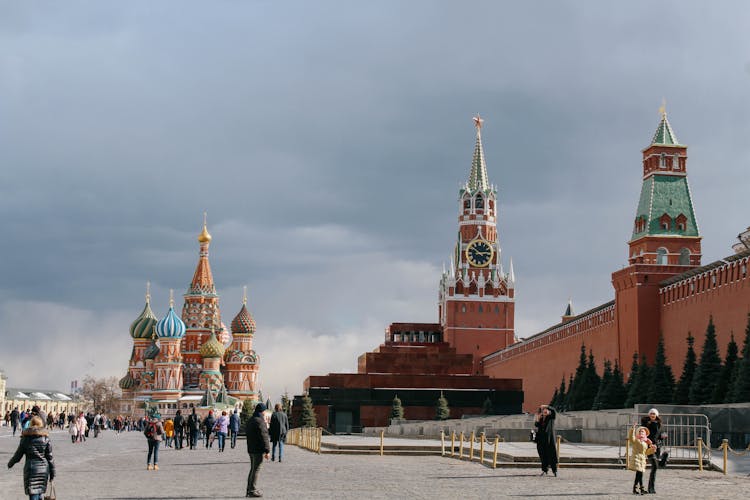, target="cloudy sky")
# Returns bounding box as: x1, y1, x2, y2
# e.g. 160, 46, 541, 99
2, 2, 749, 403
